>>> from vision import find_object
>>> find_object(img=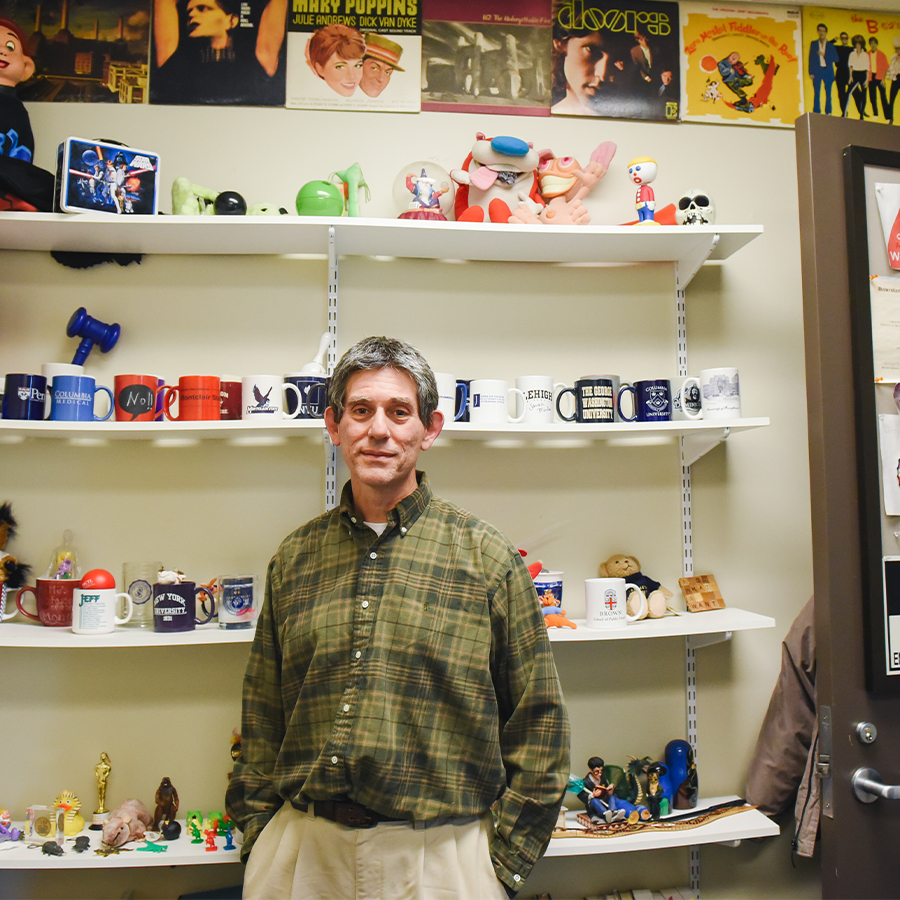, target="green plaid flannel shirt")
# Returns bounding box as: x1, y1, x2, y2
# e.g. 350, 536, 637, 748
226, 473, 570, 892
